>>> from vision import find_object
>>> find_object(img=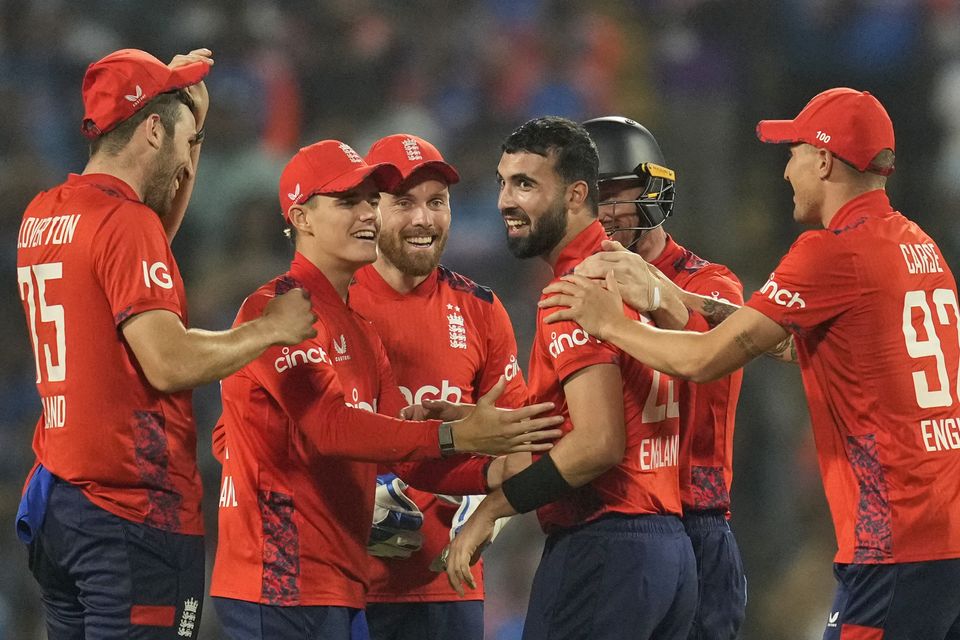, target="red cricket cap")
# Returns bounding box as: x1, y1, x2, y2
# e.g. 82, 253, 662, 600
81, 49, 210, 140
278, 140, 403, 222
756, 87, 895, 175
364, 134, 460, 187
